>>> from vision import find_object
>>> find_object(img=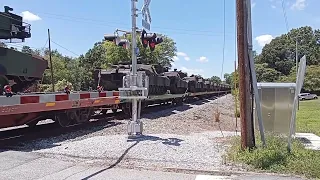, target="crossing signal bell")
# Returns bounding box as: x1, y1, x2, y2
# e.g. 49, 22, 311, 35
103, 34, 130, 50
140, 29, 163, 51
